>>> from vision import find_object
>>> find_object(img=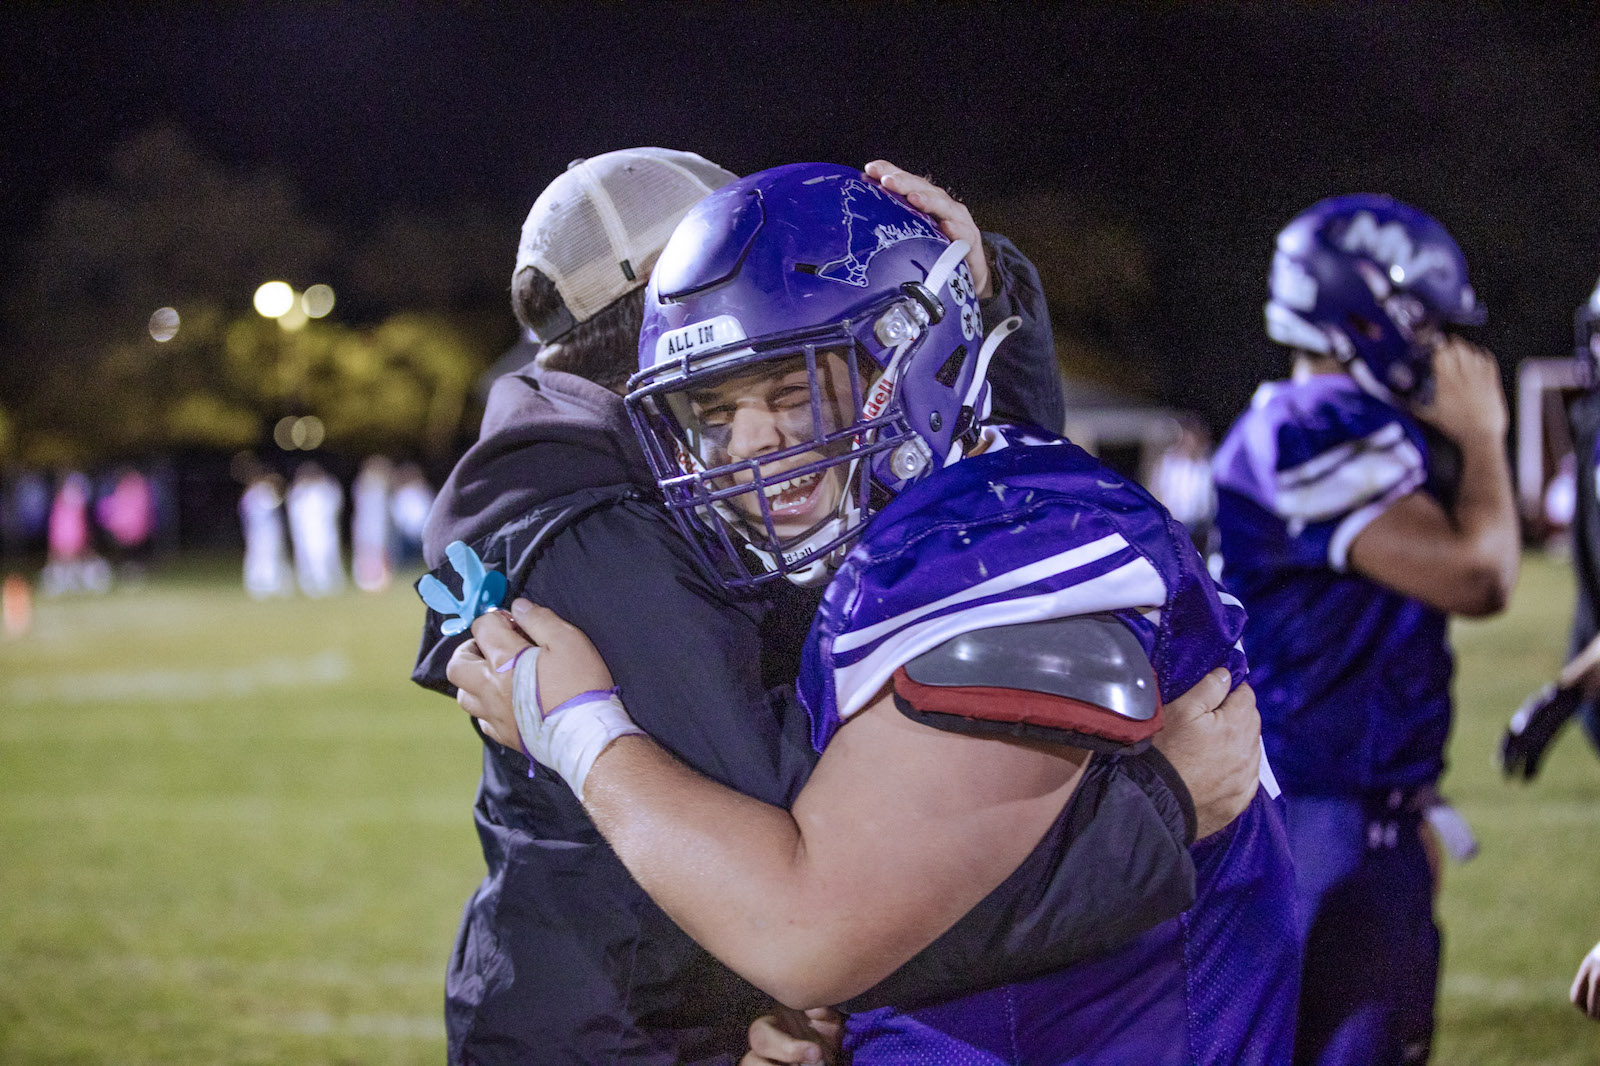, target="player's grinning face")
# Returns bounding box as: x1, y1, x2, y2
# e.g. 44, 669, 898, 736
683, 351, 860, 539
